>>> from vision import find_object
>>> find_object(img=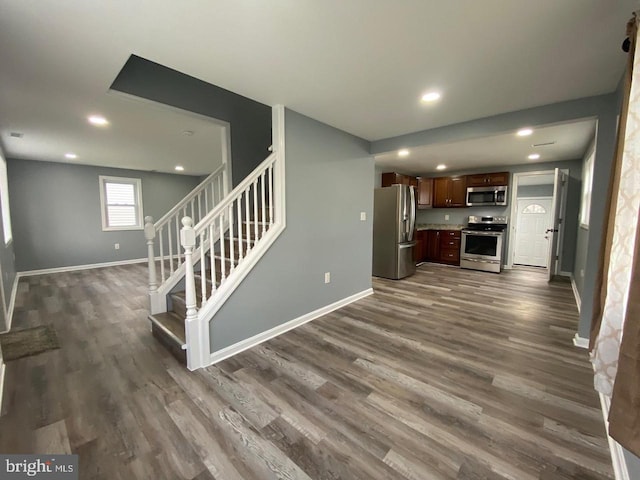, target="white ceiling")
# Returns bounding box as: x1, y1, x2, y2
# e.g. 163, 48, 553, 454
0, 1, 636, 173
374, 119, 597, 175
